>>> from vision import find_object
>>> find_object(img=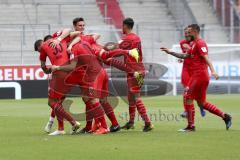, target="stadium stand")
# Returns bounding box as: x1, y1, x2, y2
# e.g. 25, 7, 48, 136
97, 0, 124, 29
186, 0, 229, 43
118, 0, 177, 62
0, 0, 117, 65
0, 0, 237, 65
